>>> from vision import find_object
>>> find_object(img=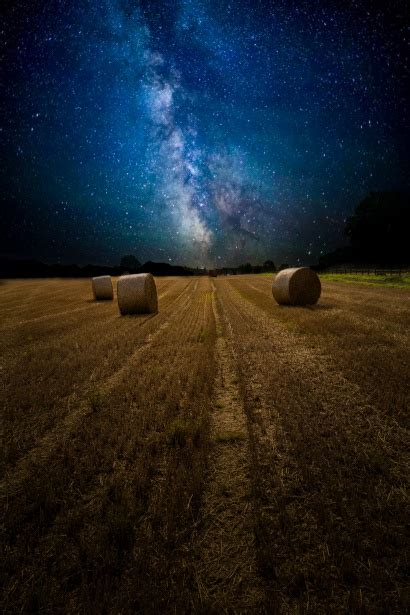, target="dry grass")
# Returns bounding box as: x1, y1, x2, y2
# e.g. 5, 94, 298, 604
1, 275, 408, 613
0, 277, 179, 473
219, 275, 409, 612
1, 277, 216, 612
